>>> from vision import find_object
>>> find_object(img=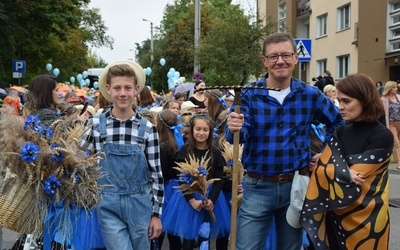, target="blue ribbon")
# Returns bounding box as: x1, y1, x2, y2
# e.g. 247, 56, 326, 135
217, 97, 228, 109
170, 123, 184, 149
311, 123, 325, 142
